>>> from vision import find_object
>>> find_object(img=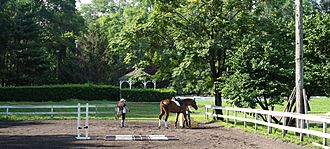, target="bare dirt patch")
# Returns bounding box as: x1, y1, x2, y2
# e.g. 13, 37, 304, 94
0, 119, 315, 149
